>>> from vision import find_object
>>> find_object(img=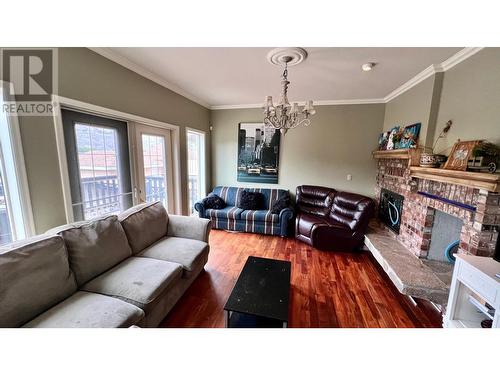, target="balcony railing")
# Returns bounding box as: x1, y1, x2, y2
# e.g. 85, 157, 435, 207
80, 175, 166, 219
188, 174, 199, 214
